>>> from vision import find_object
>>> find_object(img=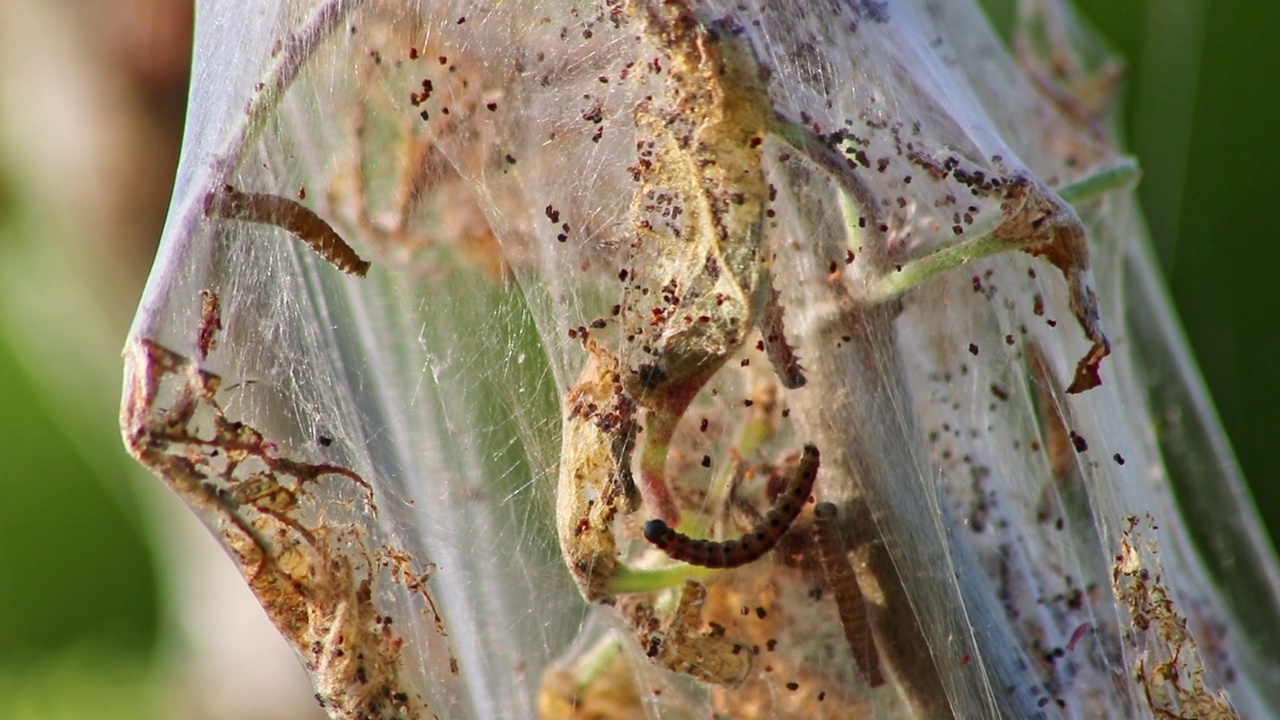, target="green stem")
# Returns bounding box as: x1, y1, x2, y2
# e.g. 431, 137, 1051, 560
569, 634, 625, 694
211, 0, 366, 182
1058, 157, 1141, 204
608, 562, 718, 595
866, 157, 1140, 302
683, 388, 777, 539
